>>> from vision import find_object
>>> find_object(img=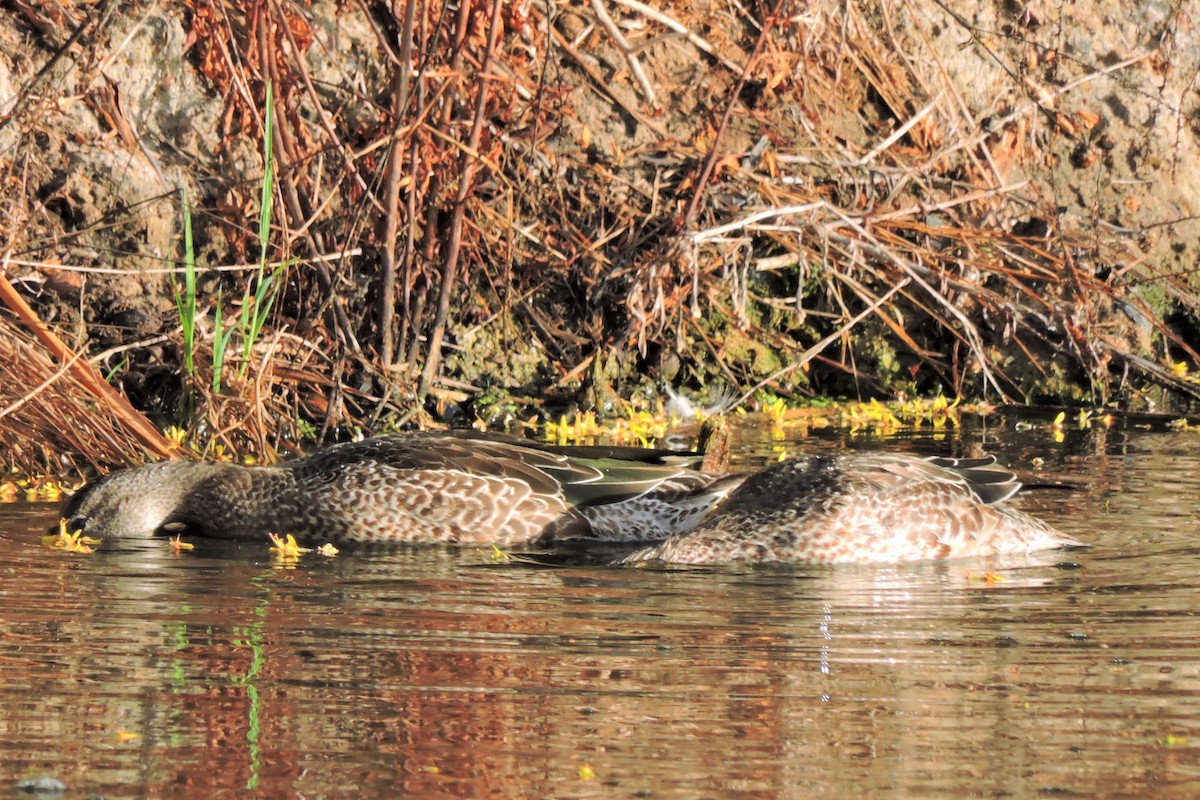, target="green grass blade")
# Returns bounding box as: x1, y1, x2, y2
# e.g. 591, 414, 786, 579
239, 81, 279, 380
174, 187, 197, 377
